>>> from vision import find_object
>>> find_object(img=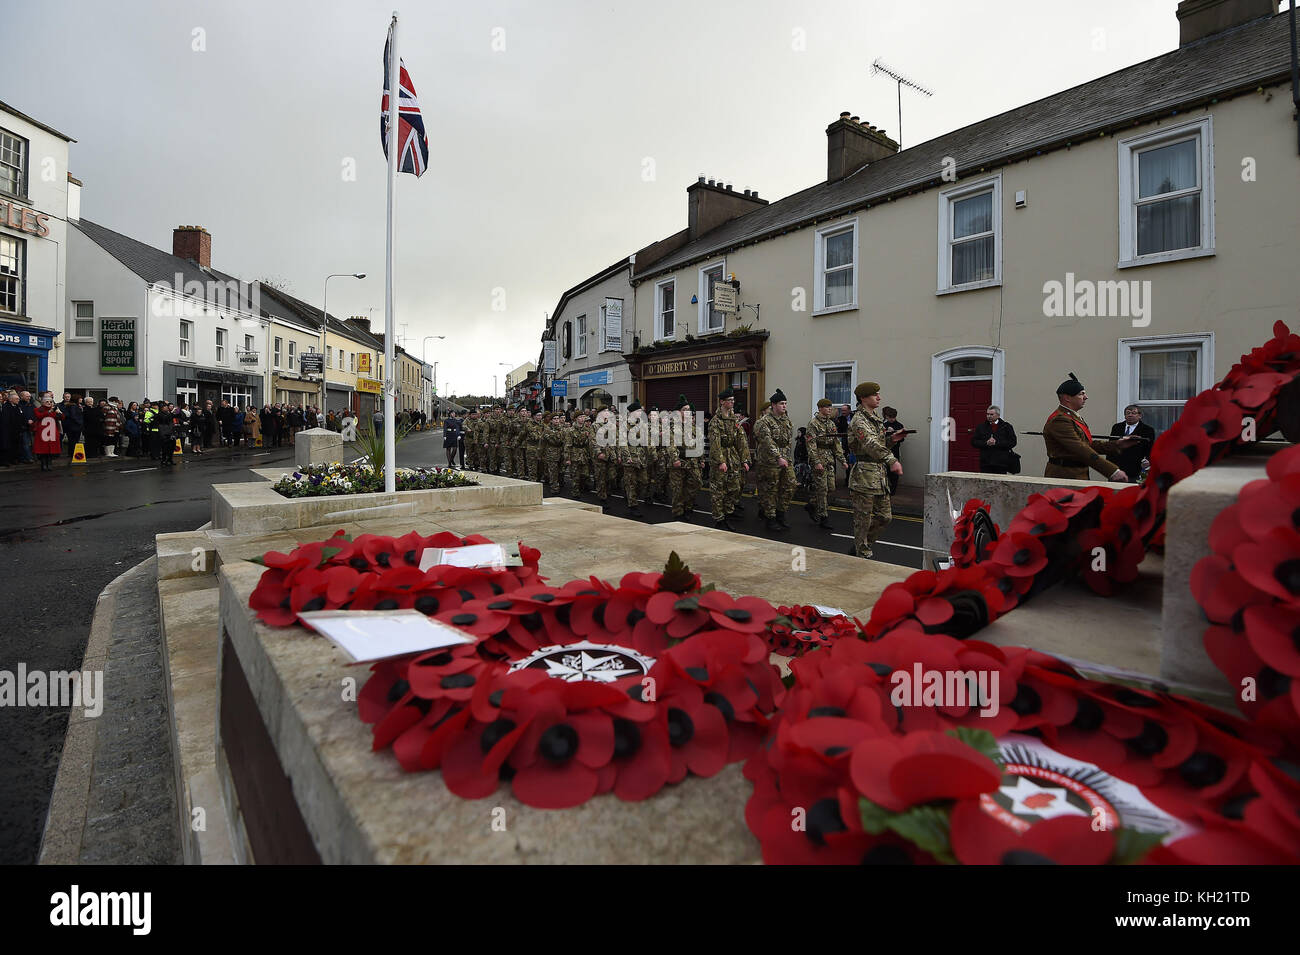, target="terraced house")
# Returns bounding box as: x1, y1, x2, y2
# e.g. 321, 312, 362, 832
606, 0, 1299, 486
